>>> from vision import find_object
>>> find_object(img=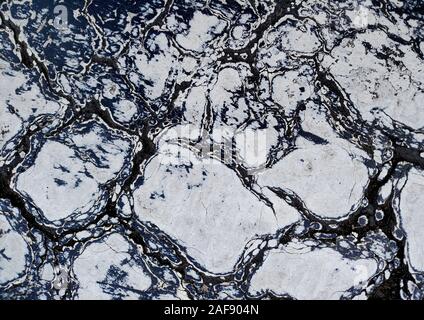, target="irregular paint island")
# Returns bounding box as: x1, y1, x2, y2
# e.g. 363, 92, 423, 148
0, 0, 424, 300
